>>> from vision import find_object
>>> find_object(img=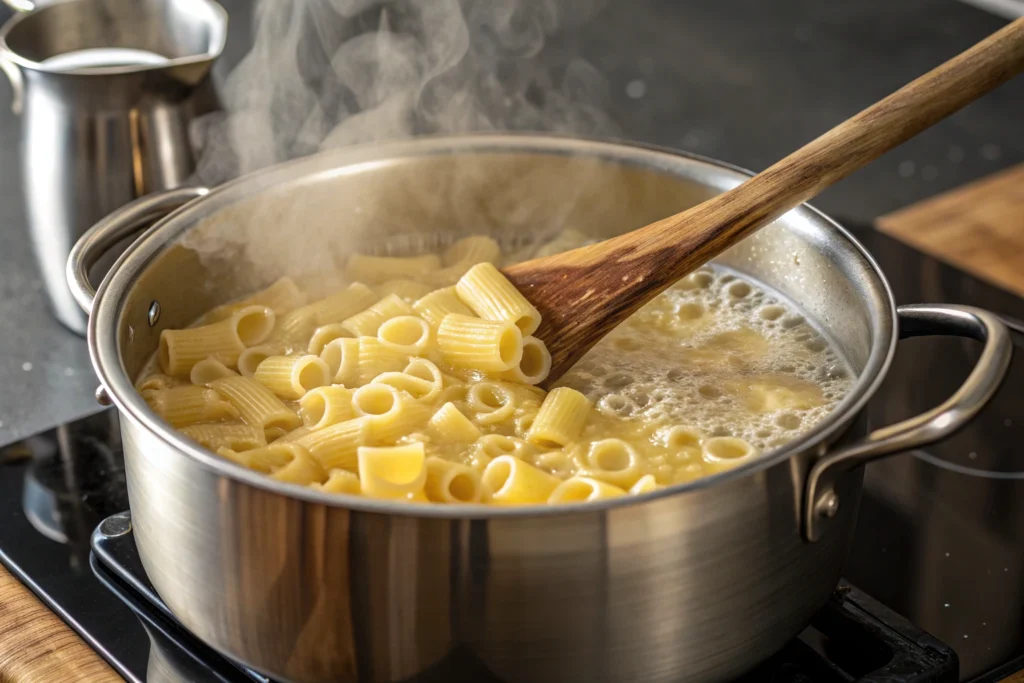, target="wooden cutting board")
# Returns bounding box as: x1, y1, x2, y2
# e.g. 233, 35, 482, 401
876, 163, 1024, 296
0, 564, 122, 681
